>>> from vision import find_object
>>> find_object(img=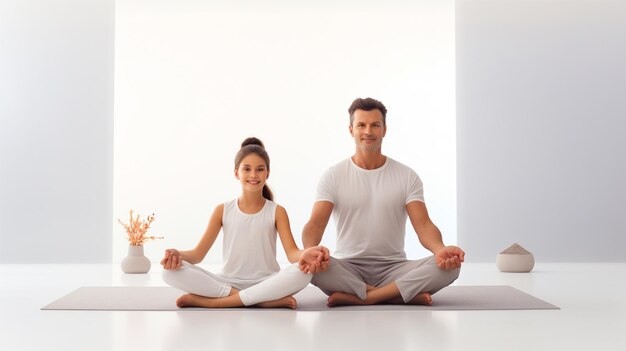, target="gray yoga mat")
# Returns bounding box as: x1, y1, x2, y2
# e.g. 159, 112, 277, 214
42, 285, 559, 311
